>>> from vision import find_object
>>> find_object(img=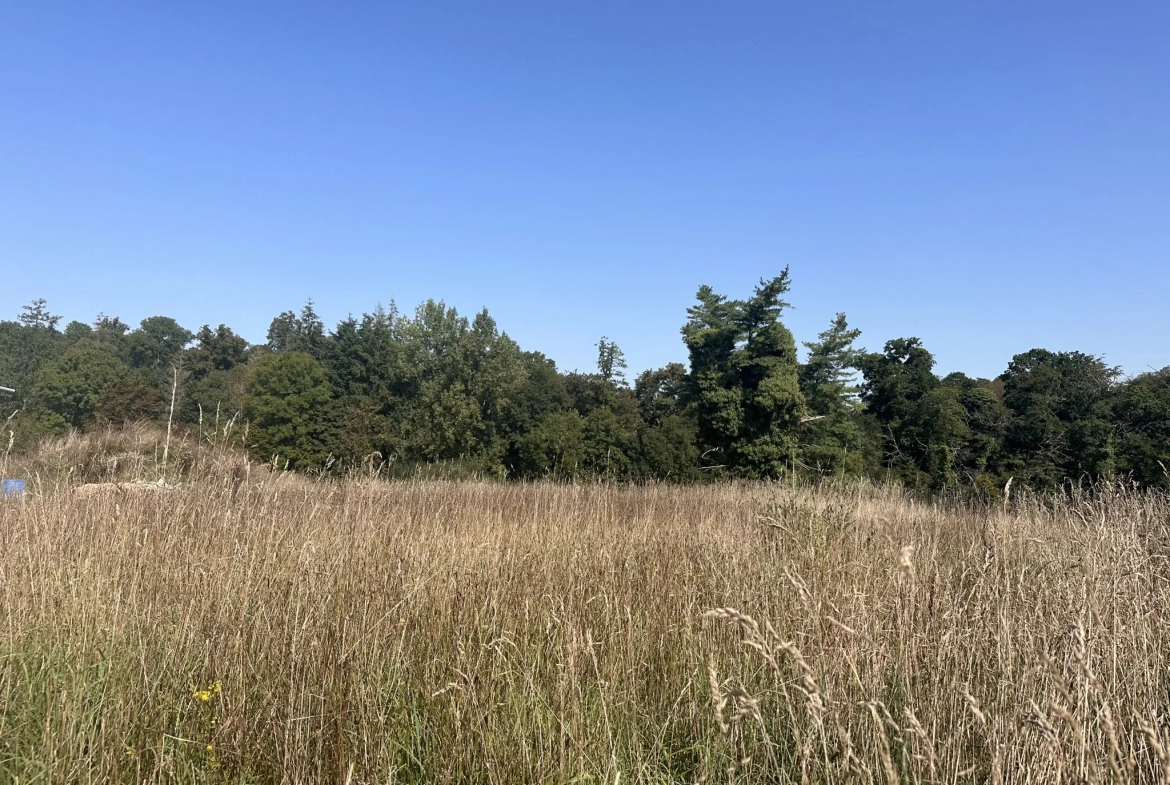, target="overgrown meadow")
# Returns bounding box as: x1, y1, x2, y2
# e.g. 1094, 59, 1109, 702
1, 438, 1169, 782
